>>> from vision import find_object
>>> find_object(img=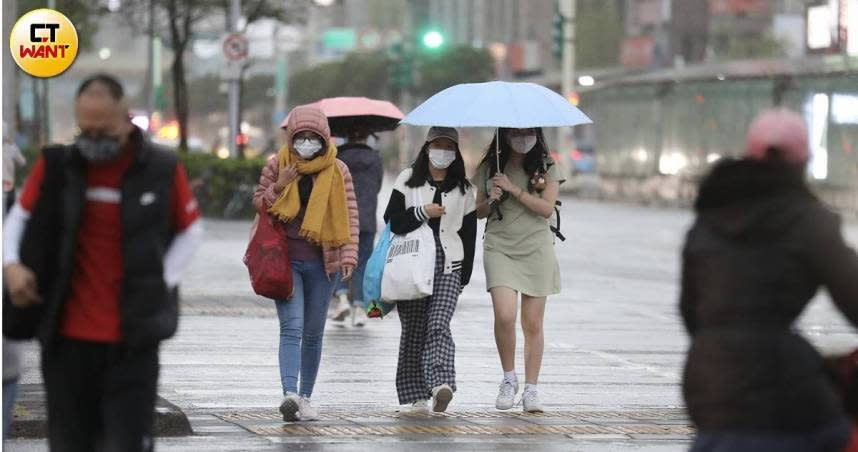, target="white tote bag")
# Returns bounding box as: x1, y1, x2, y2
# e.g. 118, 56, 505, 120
381, 187, 436, 302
